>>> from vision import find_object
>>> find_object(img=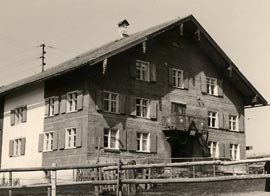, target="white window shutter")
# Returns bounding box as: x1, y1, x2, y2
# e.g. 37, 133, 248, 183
38, 134, 44, 152
21, 137, 26, 155
77, 91, 83, 111
53, 97, 60, 115
9, 140, 14, 157
22, 106, 27, 123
